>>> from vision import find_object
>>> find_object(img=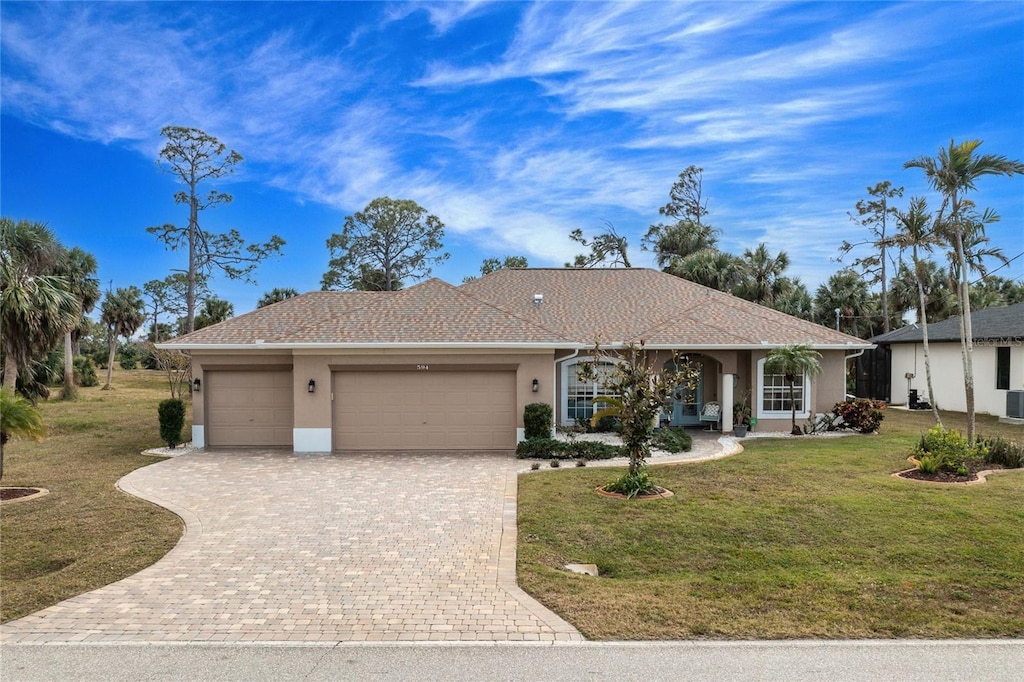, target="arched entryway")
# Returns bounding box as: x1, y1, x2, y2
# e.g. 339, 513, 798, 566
664, 354, 722, 427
